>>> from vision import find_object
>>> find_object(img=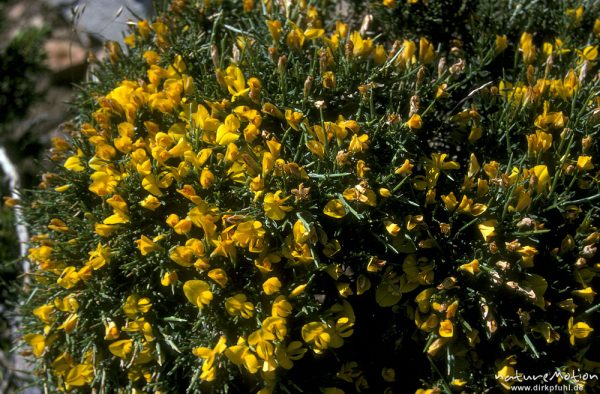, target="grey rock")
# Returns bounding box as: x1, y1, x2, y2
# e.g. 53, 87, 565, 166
43, 0, 154, 44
